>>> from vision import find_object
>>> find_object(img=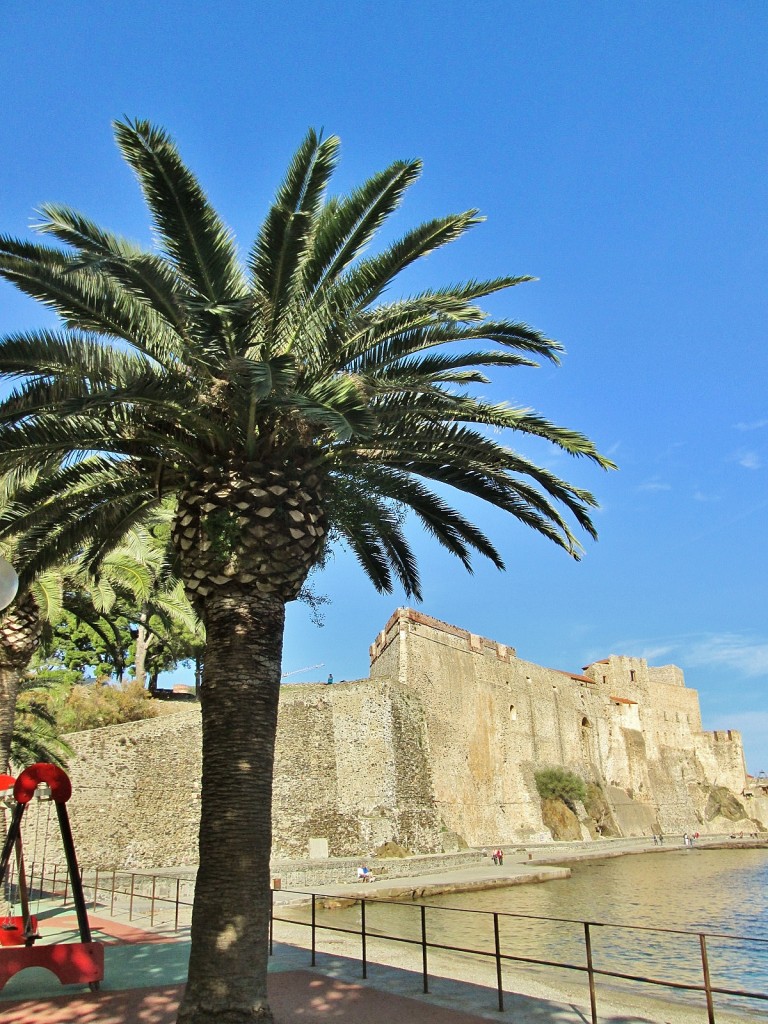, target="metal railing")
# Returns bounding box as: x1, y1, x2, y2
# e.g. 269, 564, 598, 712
7, 863, 767, 1023
2, 860, 195, 931
270, 888, 768, 1024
